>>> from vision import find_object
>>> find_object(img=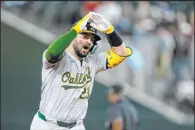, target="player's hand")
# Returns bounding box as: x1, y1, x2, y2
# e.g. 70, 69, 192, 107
90, 12, 114, 34
73, 12, 93, 33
